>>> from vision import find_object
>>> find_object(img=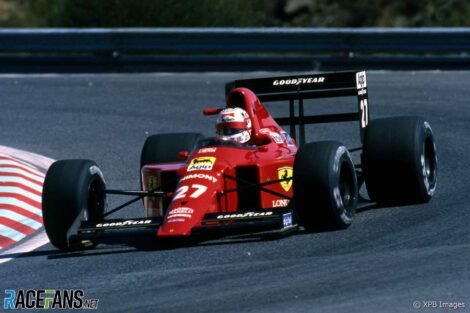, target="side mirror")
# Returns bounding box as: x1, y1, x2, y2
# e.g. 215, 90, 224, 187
203, 108, 223, 116
178, 151, 189, 161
